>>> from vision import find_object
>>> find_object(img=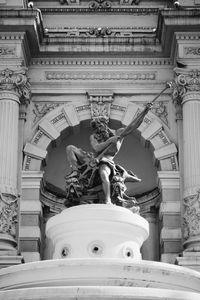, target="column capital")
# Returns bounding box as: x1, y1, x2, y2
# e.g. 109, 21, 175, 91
172, 67, 200, 104
0, 68, 31, 104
